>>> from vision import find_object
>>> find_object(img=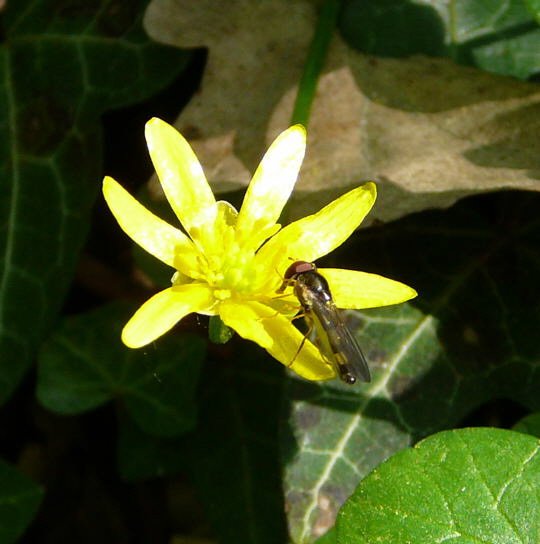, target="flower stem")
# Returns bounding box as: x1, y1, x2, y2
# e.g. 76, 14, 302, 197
290, 0, 342, 127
